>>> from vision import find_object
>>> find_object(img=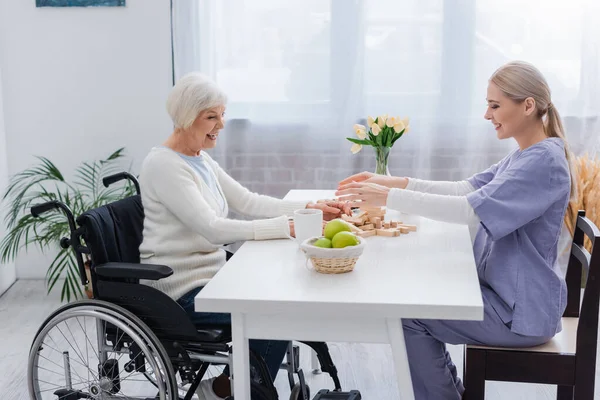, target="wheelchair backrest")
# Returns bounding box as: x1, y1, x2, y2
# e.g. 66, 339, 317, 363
76, 195, 205, 342
76, 195, 144, 265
